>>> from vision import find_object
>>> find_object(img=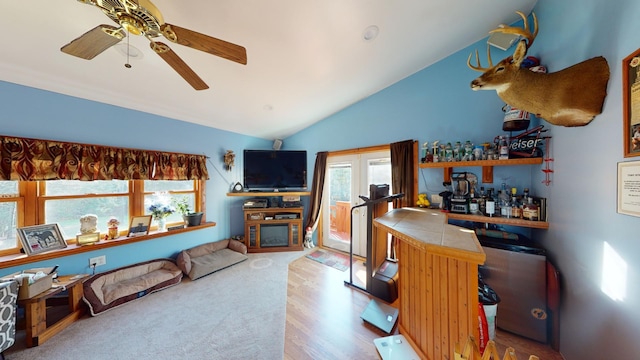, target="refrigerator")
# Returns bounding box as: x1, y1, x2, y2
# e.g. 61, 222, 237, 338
478, 236, 551, 343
